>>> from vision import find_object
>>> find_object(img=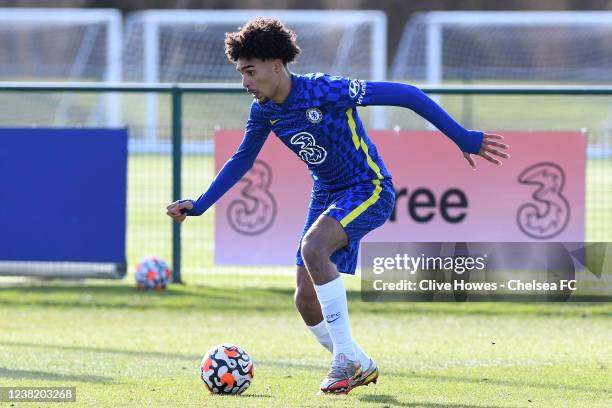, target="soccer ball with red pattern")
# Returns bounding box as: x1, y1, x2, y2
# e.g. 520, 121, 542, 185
200, 343, 254, 395
134, 256, 172, 290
